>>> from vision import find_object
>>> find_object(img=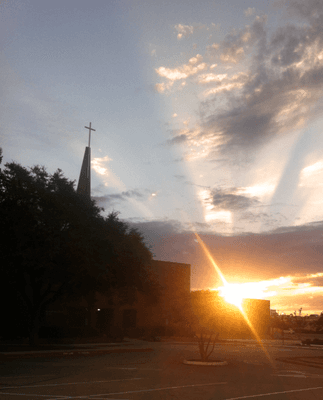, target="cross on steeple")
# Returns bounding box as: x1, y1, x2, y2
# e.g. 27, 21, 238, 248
85, 122, 96, 147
